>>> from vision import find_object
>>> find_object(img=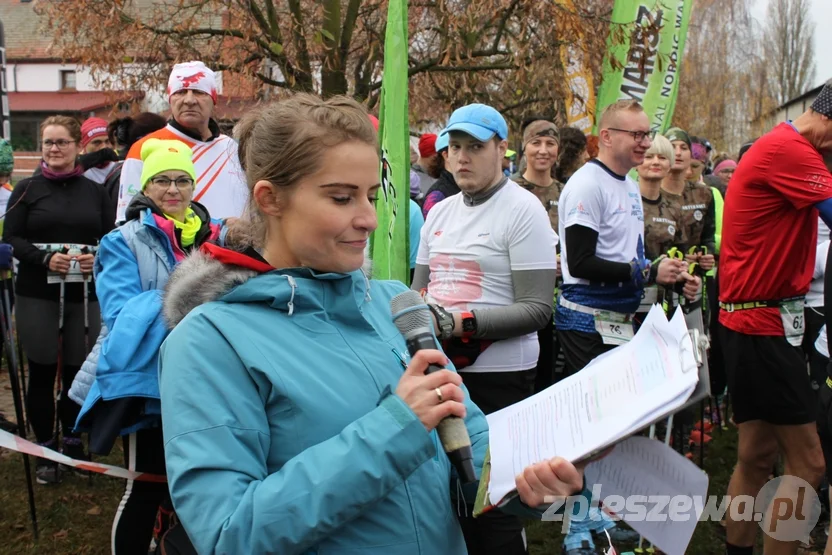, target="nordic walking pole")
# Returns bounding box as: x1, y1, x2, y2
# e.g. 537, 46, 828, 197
80, 246, 93, 485
4, 262, 28, 434
80, 247, 91, 355
1, 293, 38, 538
10, 271, 29, 434
53, 247, 69, 480
0, 246, 38, 538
